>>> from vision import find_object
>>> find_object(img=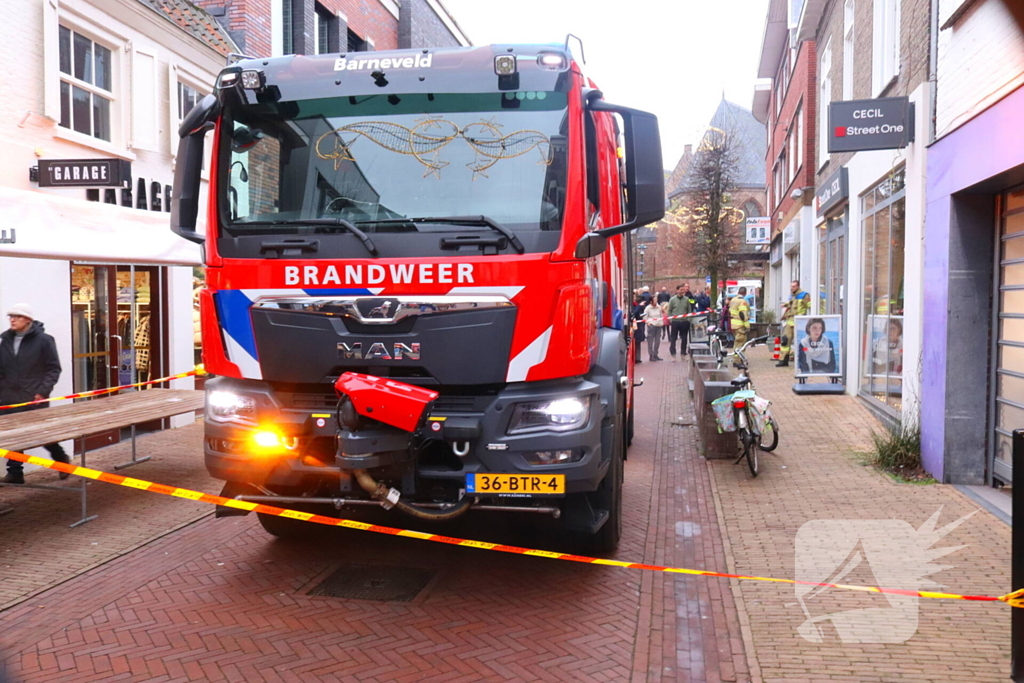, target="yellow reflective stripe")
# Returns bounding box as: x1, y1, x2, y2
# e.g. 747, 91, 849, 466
220, 499, 259, 511
589, 559, 635, 568
455, 539, 498, 550
0, 441, 1013, 608
280, 510, 314, 521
